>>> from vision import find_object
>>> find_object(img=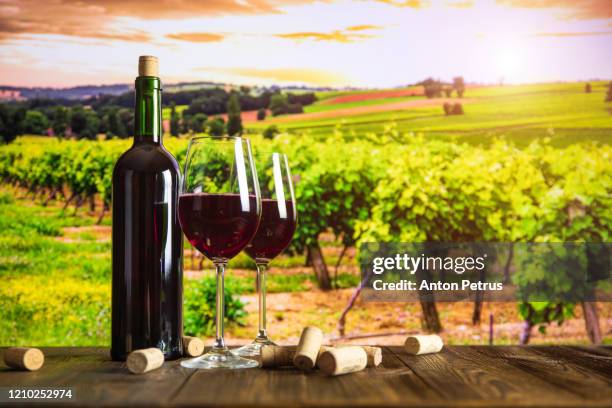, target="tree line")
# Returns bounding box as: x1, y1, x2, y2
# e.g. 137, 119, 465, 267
0, 86, 317, 143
